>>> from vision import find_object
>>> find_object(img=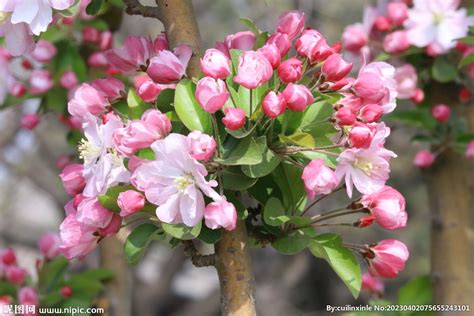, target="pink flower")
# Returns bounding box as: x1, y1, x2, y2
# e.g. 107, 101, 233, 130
68, 83, 109, 119
263, 91, 287, 118
222, 108, 246, 130
195, 77, 229, 113
118, 190, 145, 217
361, 273, 384, 295
9, 82, 26, 97
97, 213, 122, 236
359, 104, 384, 123
394, 64, 418, 99
276, 10, 305, 40
361, 186, 407, 230
266, 32, 291, 56
60, 286, 73, 298
342, 24, 368, 53
31, 40, 56, 63
405, 0, 474, 53
296, 29, 323, 59
200, 48, 231, 79
0, 20, 35, 56
413, 150, 435, 168
76, 197, 114, 229
204, 200, 237, 231
29, 70, 53, 95
153, 32, 168, 51
99, 31, 113, 50
465, 141, 474, 159
38, 232, 61, 259
59, 163, 86, 196
5, 266, 28, 284
147, 45, 192, 84
309, 38, 334, 64
349, 123, 375, 149
59, 214, 98, 260
219, 31, 256, 55
88, 52, 107, 67
132, 134, 221, 227
322, 53, 352, 82
137, 79, 161, 102
302, 159, 339, 199
20, 114, 40, 130
366, 239, 409, 278
431, 104, 451, 123
233, 51, 273, 89
411, 88, 424, 104
188, 130, 217, 161
335, 107, 356, 126
89, 77, 125, 102
374, 16, 392, 32
59, 71, 78, 90
277, 57, 303, 83
459, 87, 471, 103
104, 36, 154, 73
1, 248, 16, 266
18, 287, 38, 307
387, 2, 408, 26
82, 26, 100, 44
383, 31, 410, 54
257, 43, 281, 69
282, 83, 314, 112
